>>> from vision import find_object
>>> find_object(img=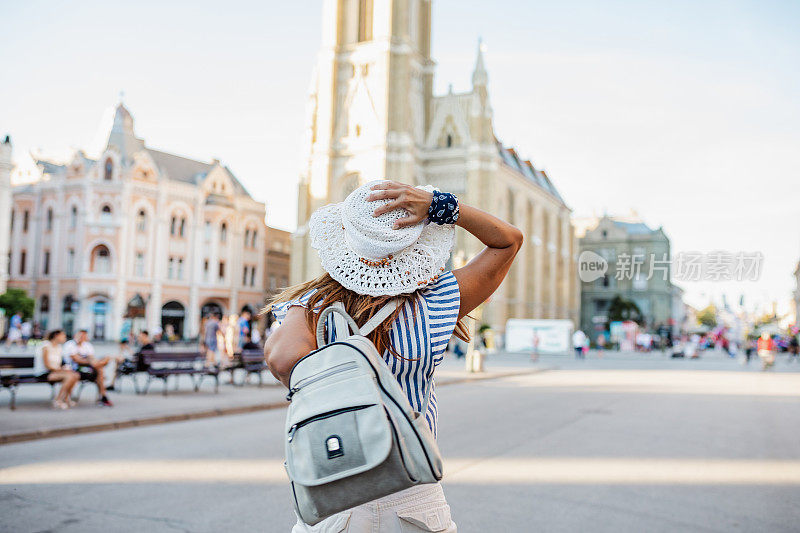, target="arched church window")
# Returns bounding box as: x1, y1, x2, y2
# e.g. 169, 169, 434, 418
104, 158, 113, 181
446, 134, 453, 148
220, 222, 227, 243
